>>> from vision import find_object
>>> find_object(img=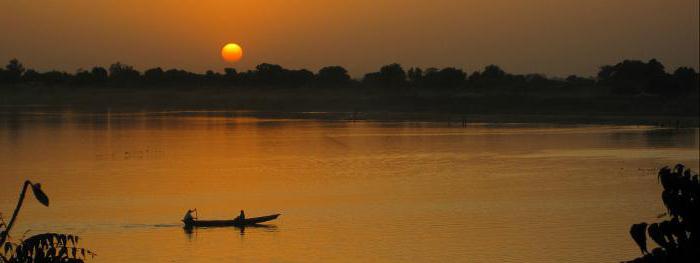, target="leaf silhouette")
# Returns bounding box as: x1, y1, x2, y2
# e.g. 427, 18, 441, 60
30, 183, 50, 207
